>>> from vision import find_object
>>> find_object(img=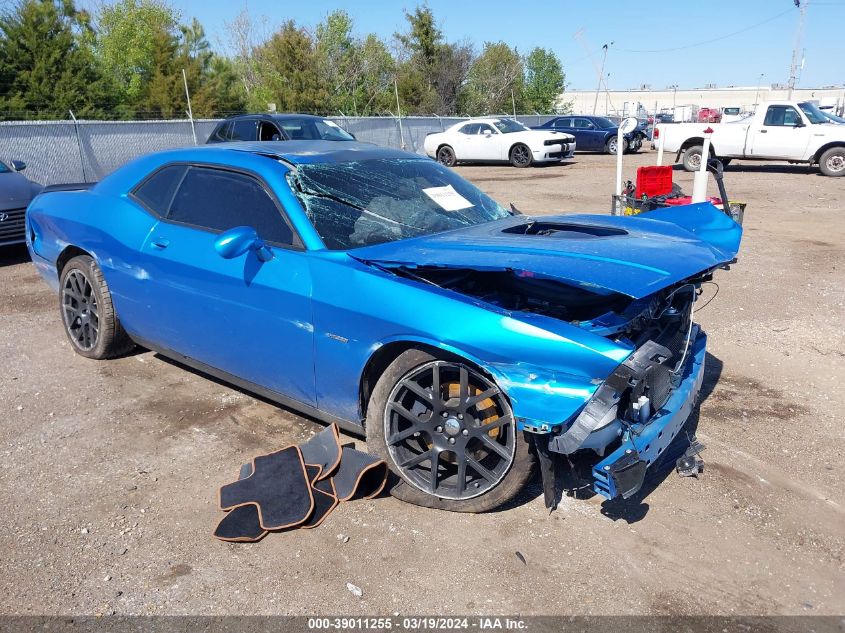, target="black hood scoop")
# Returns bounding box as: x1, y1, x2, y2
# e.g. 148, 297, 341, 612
502, 221, 628, 239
